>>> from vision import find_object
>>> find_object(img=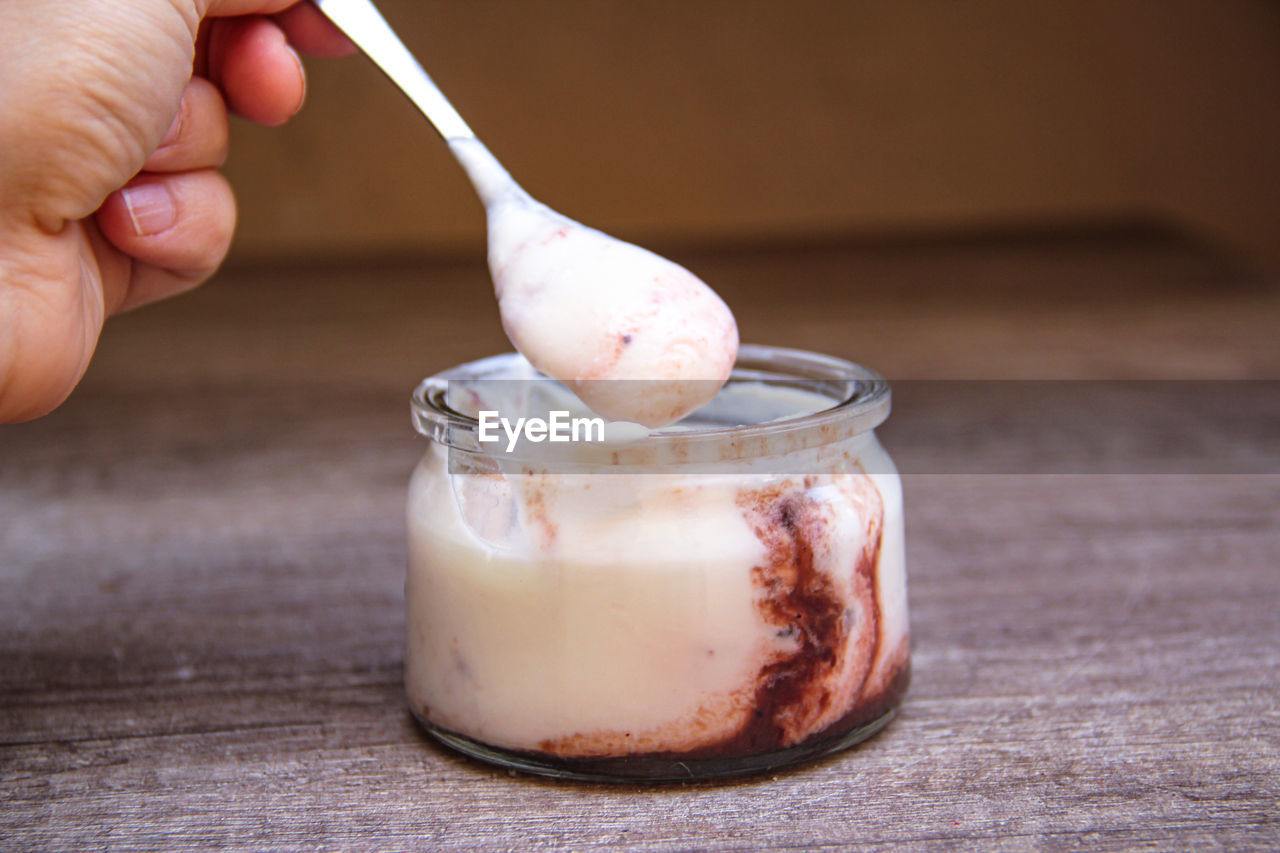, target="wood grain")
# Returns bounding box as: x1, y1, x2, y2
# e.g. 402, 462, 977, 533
2, 228, 1277, 850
